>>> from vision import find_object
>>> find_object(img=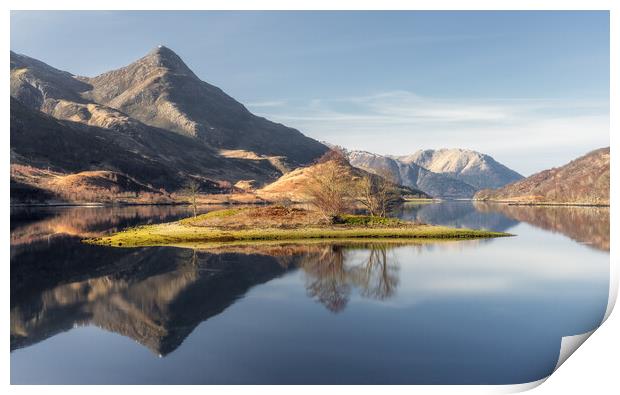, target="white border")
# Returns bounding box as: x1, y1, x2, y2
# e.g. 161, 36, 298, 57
3, 1, 618, 394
